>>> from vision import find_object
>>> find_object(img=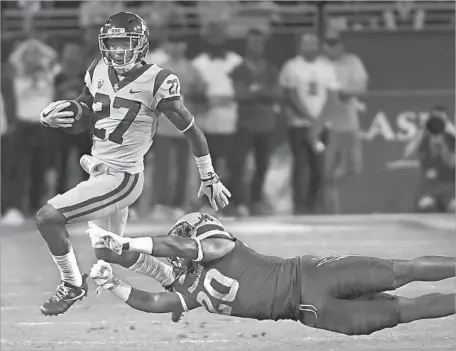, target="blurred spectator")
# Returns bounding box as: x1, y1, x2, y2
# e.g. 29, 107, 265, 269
383, 1, 425, 30
79, 0, 124, 29
197, 0, 239, 25
322, 31, 368, 213
1, 55, 20, 224
149, 33, 206, 220
144, 13, 171, 66
53, 42, 91, 194
79, 0, 122, 66
1, 37, 57, 222
228, 28, 279, 216
279, 32, 339, 214
192, 21, 242, 182
414, 106, 455, 213
142, 1, 187, 66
